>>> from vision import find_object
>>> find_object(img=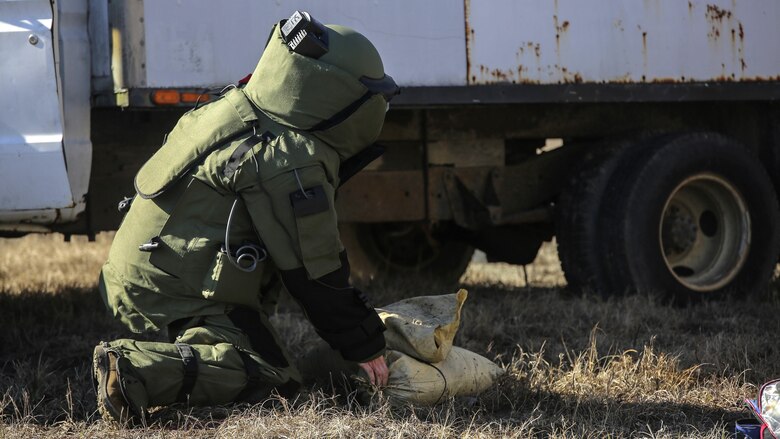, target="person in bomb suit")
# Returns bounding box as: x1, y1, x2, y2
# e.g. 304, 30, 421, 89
93, 11, 399, 424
